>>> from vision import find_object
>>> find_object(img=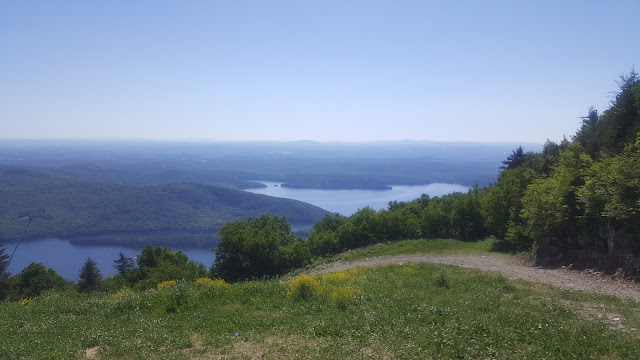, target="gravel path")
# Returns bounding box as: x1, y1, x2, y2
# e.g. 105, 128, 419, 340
308, 254, 640, 302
